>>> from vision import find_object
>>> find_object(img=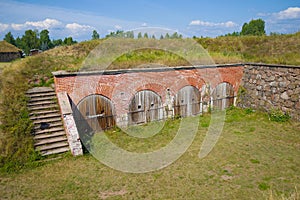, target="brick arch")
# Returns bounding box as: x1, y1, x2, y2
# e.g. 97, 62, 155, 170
76, 93, 113, 106
136, 83, 166, 95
